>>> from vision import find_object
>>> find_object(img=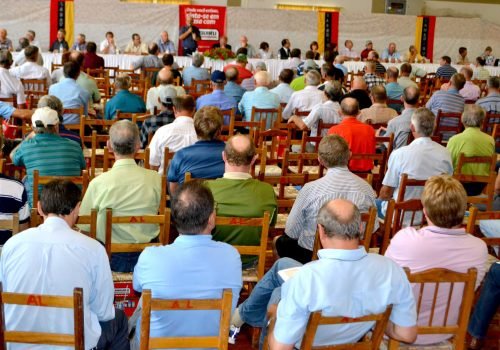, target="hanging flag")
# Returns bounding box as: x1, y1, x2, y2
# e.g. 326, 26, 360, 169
415, 16, 436, 62
50, 0, 75, 48
317, 11, 339, 54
